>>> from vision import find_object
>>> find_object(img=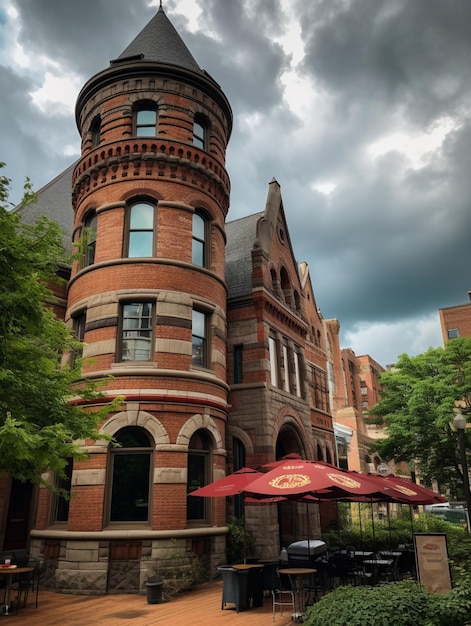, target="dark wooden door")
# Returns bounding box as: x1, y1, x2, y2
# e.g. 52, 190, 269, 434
3, 479, 33, 550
